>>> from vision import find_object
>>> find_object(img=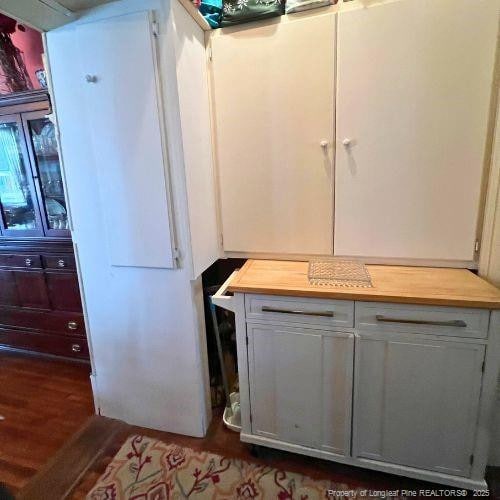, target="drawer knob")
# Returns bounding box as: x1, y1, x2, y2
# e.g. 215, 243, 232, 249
25, 258, 33, 267
67, 321, 78, 331
71, 343, 81, 353
57, 259, 66, 268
